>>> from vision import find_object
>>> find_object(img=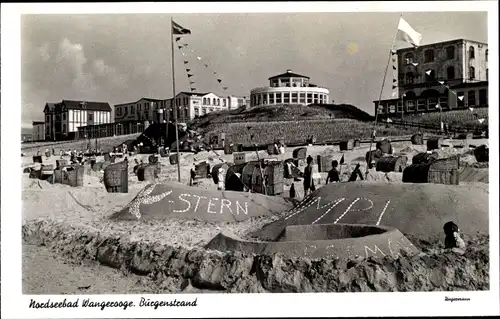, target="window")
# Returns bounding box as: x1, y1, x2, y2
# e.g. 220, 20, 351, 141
138, 104, 141, 111
457, 91, 465, 108
299, 93, 306, 103
223, 99, 227, 107
469, 66, 475, 80
427, 97, 438, 110
406, 72, 415, 84
194, 108, 199, 116
446, 66, 455, 80
313, 94, 319, 104
439, 96, 448, 109
407, 100, 416, 112
405, 53, 414, 65
416, 99, 426, 111
468, 46, 475, 59
425, 69, 435, 82
269, 94, 275, 104
276, 94, 282, 104
62, 124, 66, 133
284, 93, 290, 104
212, 98, 216, 105
446, 46, 455, 60
307, 93, 312, 104
184, 108, 188, 118
397, 101, 403, 113
62, 113, 66, 120
291, 93, 298, 103
467, 90, 476, 107
479, 89, 487, 106
88, 113, 93, 121
486, 49, 488, 62
124, 107, 128, 115
424, 49, 434, 63
131, 105, 135, 114
262, 94, 267, 105
203, 98, 206, 105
